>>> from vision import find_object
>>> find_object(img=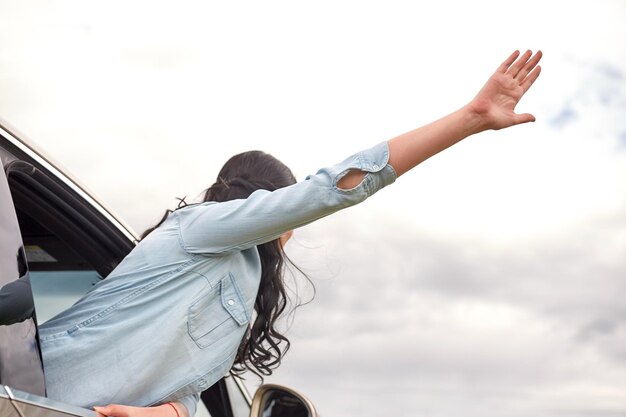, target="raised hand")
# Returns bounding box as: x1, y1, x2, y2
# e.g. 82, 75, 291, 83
469, 50, 542, 131
387, 49, 543, 177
